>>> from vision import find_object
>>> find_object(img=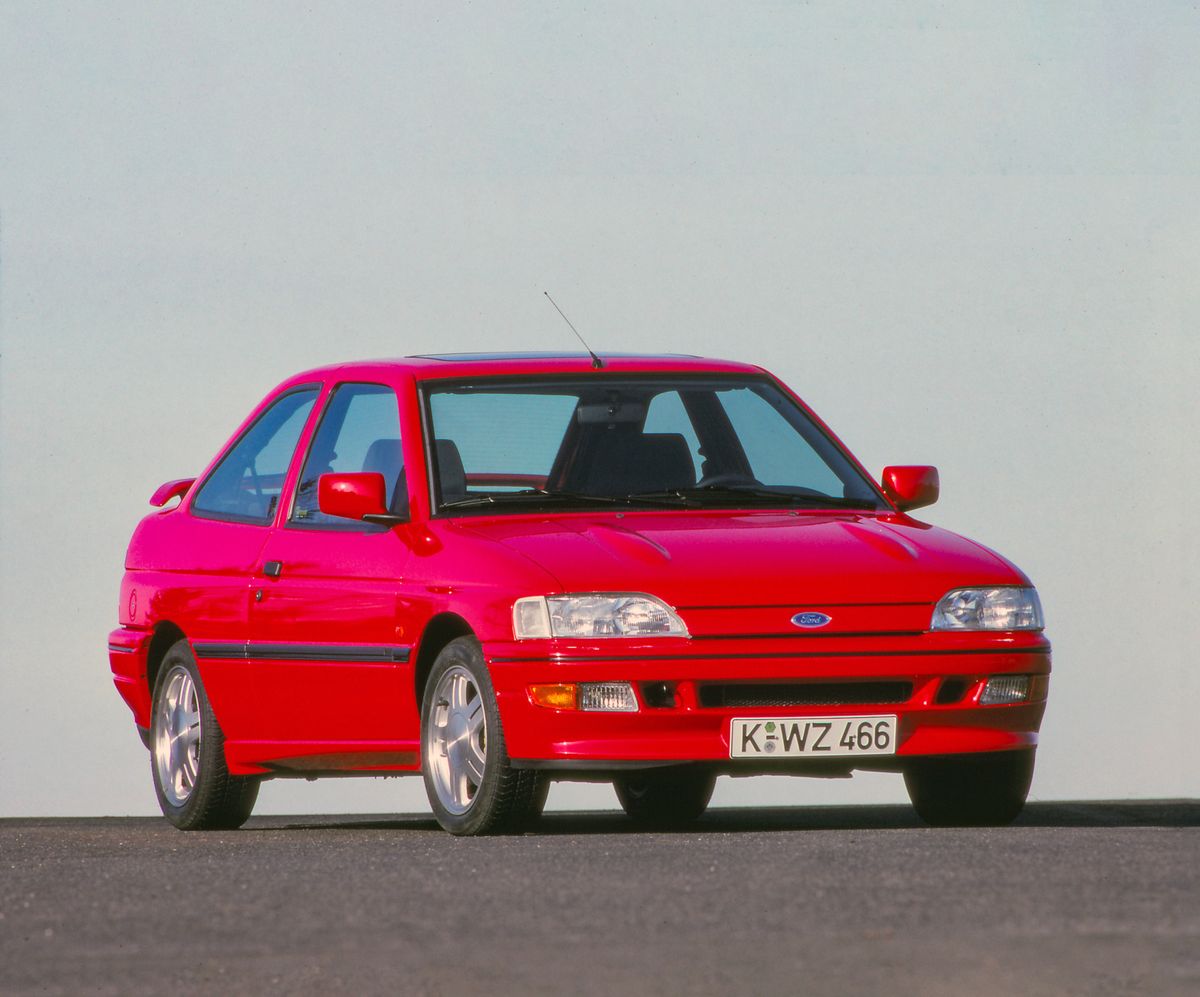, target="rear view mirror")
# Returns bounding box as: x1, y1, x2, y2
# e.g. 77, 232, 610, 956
318, 472, 405, 525
881, 466, 939, 512
576, 400, 647, 424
